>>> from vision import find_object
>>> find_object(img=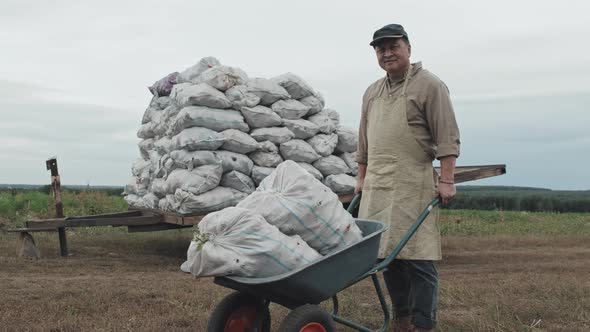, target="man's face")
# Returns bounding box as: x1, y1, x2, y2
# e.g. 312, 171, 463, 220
375, 38, 411, 78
